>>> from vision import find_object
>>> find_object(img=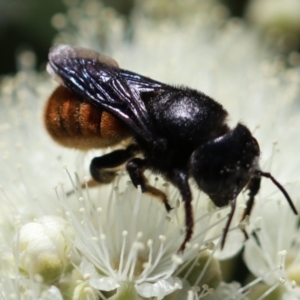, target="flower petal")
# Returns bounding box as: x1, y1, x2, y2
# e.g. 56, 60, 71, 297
135, 277, 182, 300
80, 258, 119, 291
